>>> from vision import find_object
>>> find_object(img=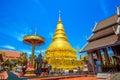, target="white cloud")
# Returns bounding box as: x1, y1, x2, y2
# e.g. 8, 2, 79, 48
19, 48, 46, 57
42, 49, 45, 53
35, 50, 40, 53
35, 49, 45, 57
27, 52, 32, 55
73, 45, 80, 52
20, 49, 45, 55
23, 27, 32, 34
15, 33, 26, 41
0, 45, 15, 50
35, 49, 45, 53
98, 0, 109, 16
14, 27, 33, 42
48, 32, 54, 39
20, 49, 31, 54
